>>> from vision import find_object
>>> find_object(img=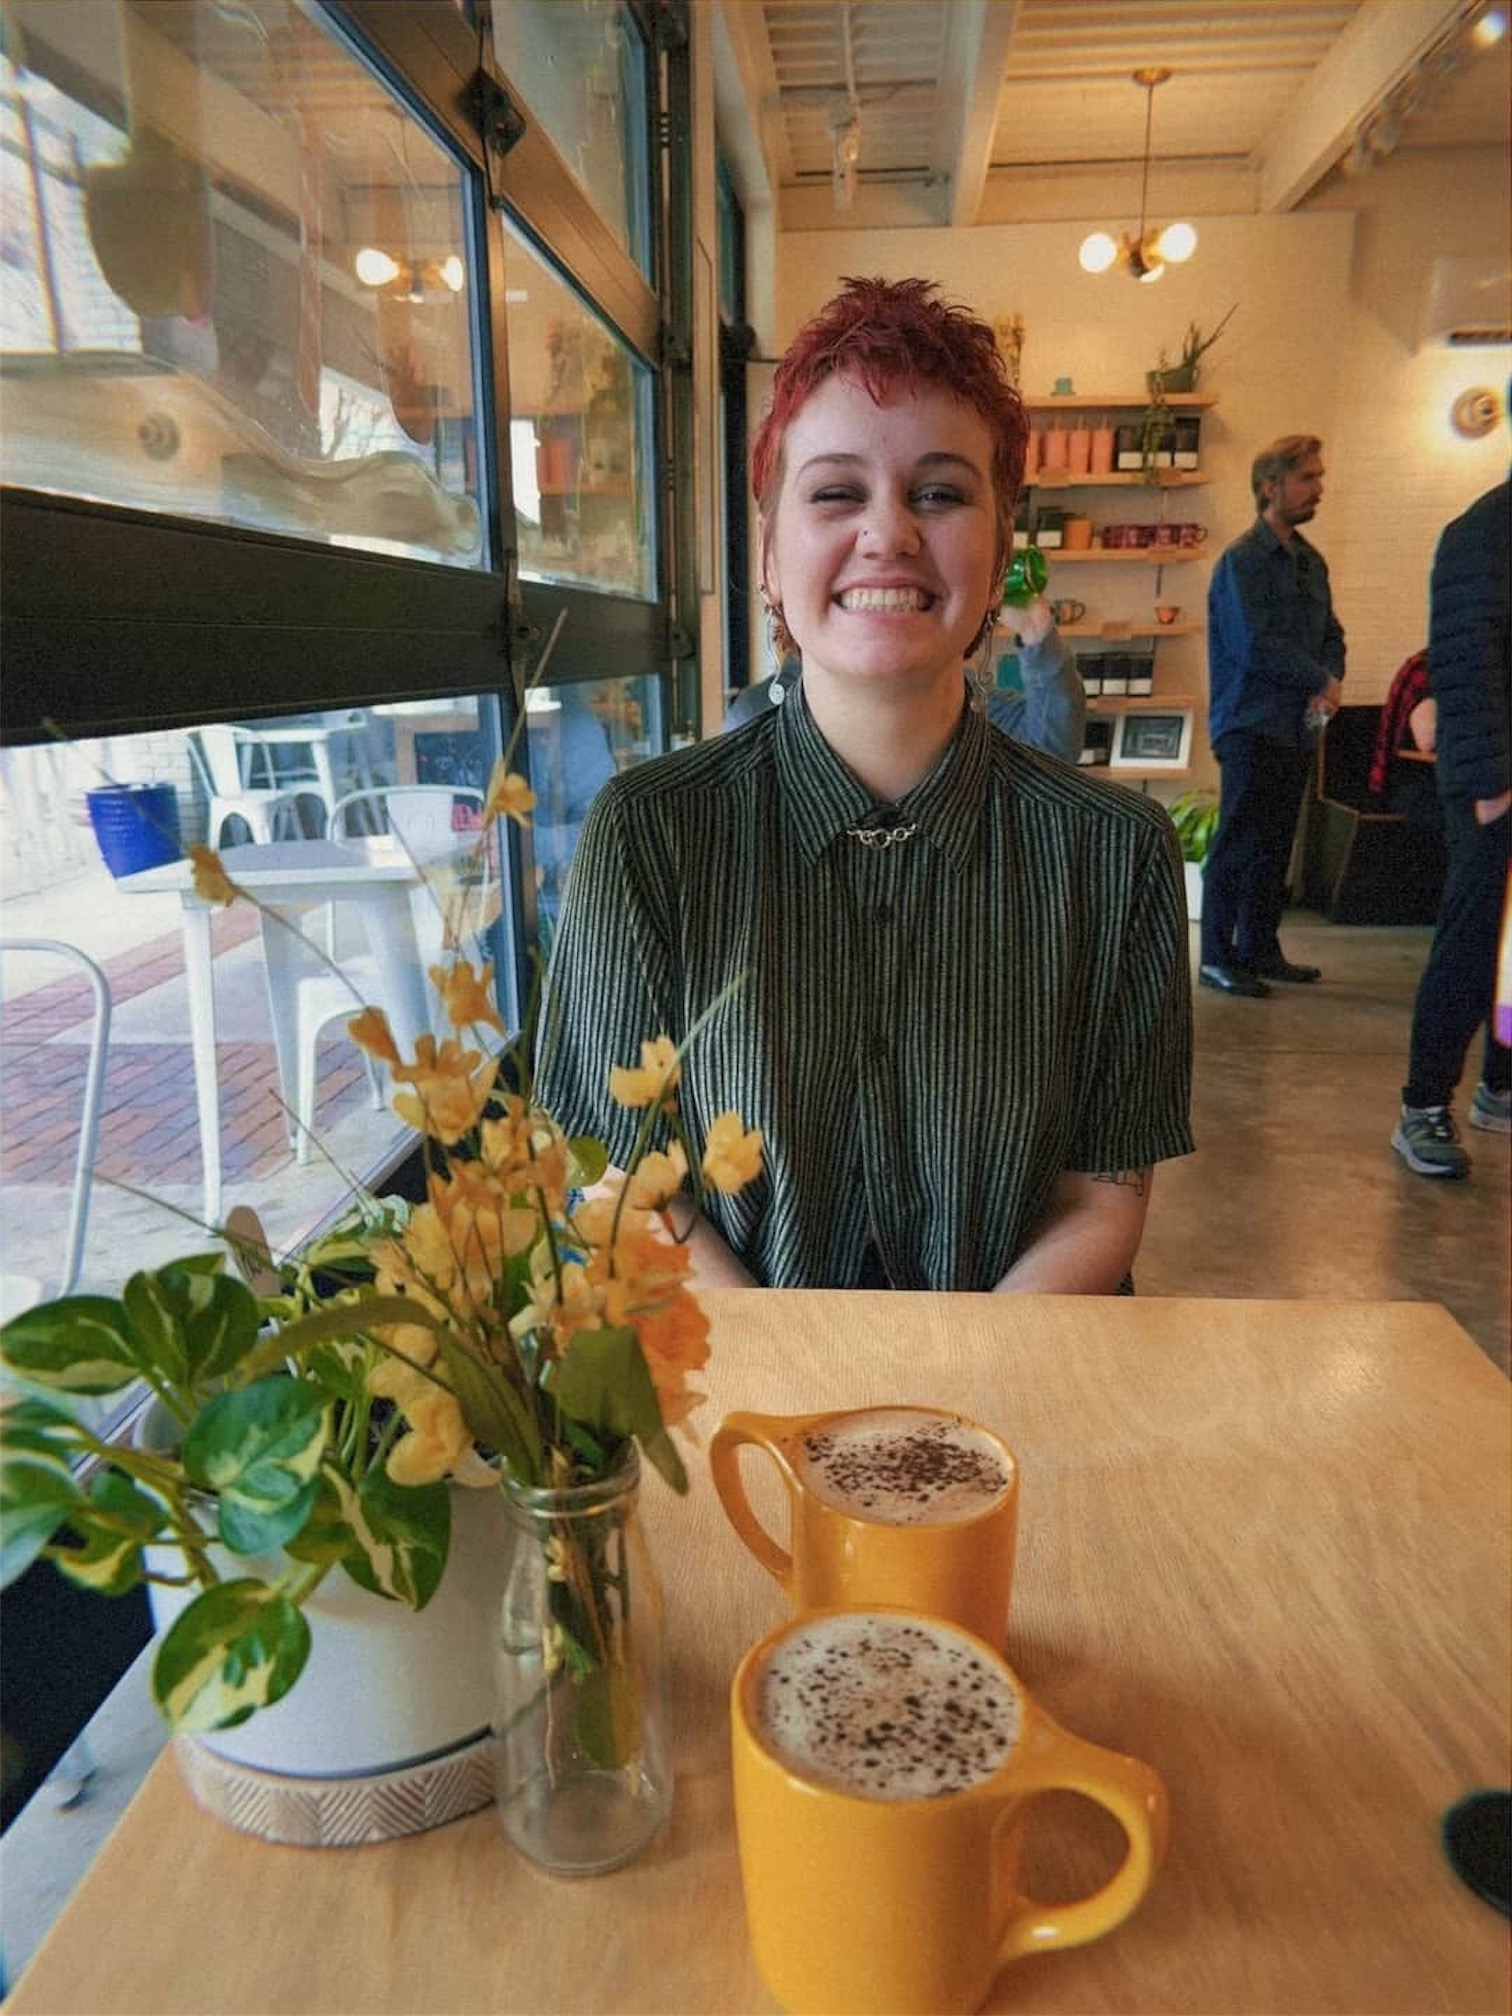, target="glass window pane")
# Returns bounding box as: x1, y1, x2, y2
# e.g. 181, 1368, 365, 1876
525, 673, 663, 944
504, 223, 655, 600
1, 0, 487, 569
0, 701, 512, 1330
491, 1, 650, 274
